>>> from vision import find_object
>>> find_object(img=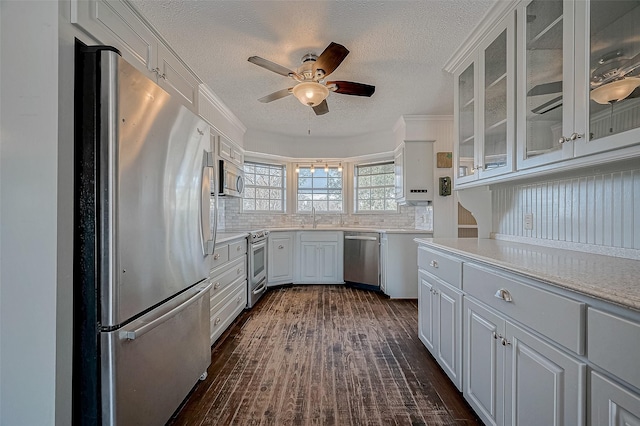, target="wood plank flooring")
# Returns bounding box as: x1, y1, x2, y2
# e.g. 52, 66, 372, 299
169, 285, 481, 426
